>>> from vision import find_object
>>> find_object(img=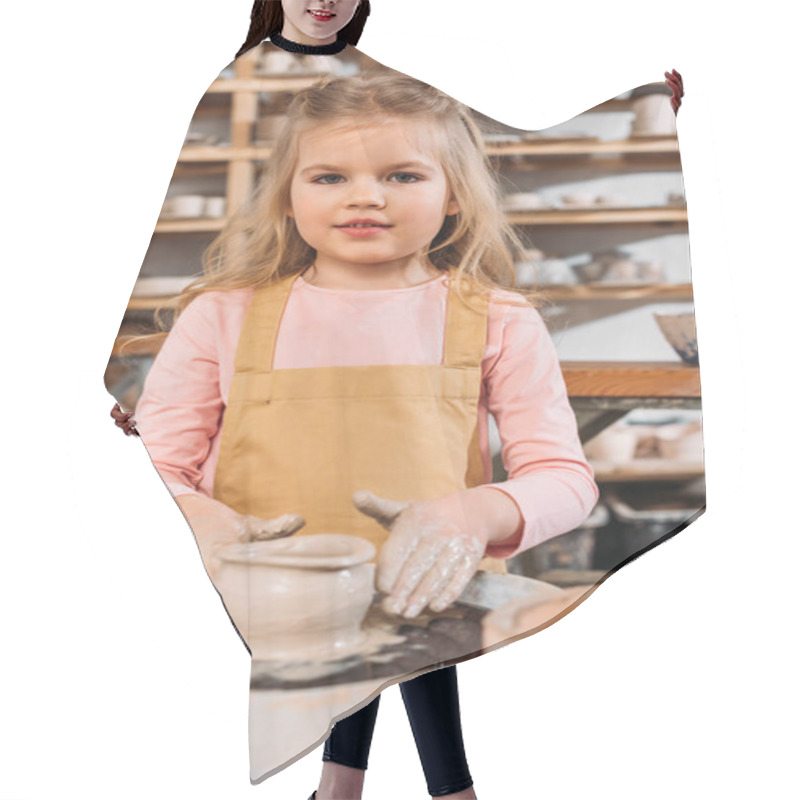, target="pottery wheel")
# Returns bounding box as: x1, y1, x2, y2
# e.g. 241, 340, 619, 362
251, 572, 561, 691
